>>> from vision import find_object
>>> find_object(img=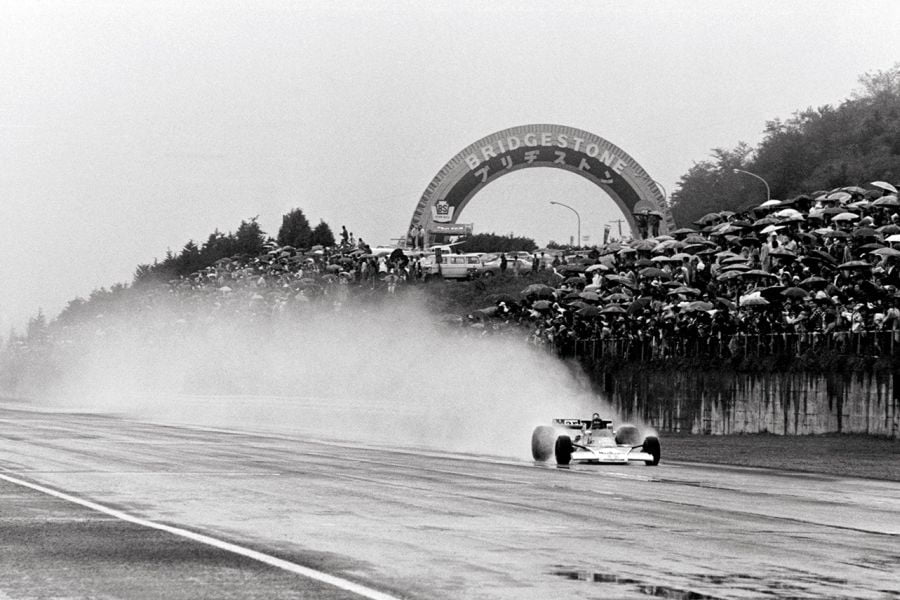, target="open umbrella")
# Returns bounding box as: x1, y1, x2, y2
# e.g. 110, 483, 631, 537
838, 260, 873, 270
521, 284, 555, 298
639, 267, 668, 279
601, 304, 627, 315
871, 181, 899, 194
603, 292, 631, 303
782, 287, 809, 299
532, 300, 553, 311
887, 234, 900, 243
739, 294, 770, 307
871, 247, 900, 258
852, 227, 878, 239
832, 212, 860, 222
716, 270, 744, 281
799, 276, 828, 289
670, 227, 698, 237
577, 305, 602, 318
667, 286, 701, 296
585, 264, 609, 272
741, 269, 780, 279
878, 224, 900, 235
579, 291, 601, 302
683, 300, 714, 312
